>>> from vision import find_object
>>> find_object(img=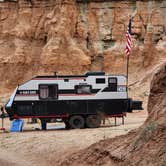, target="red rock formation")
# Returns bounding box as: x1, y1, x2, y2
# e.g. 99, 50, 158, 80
0, 0, 166, 97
